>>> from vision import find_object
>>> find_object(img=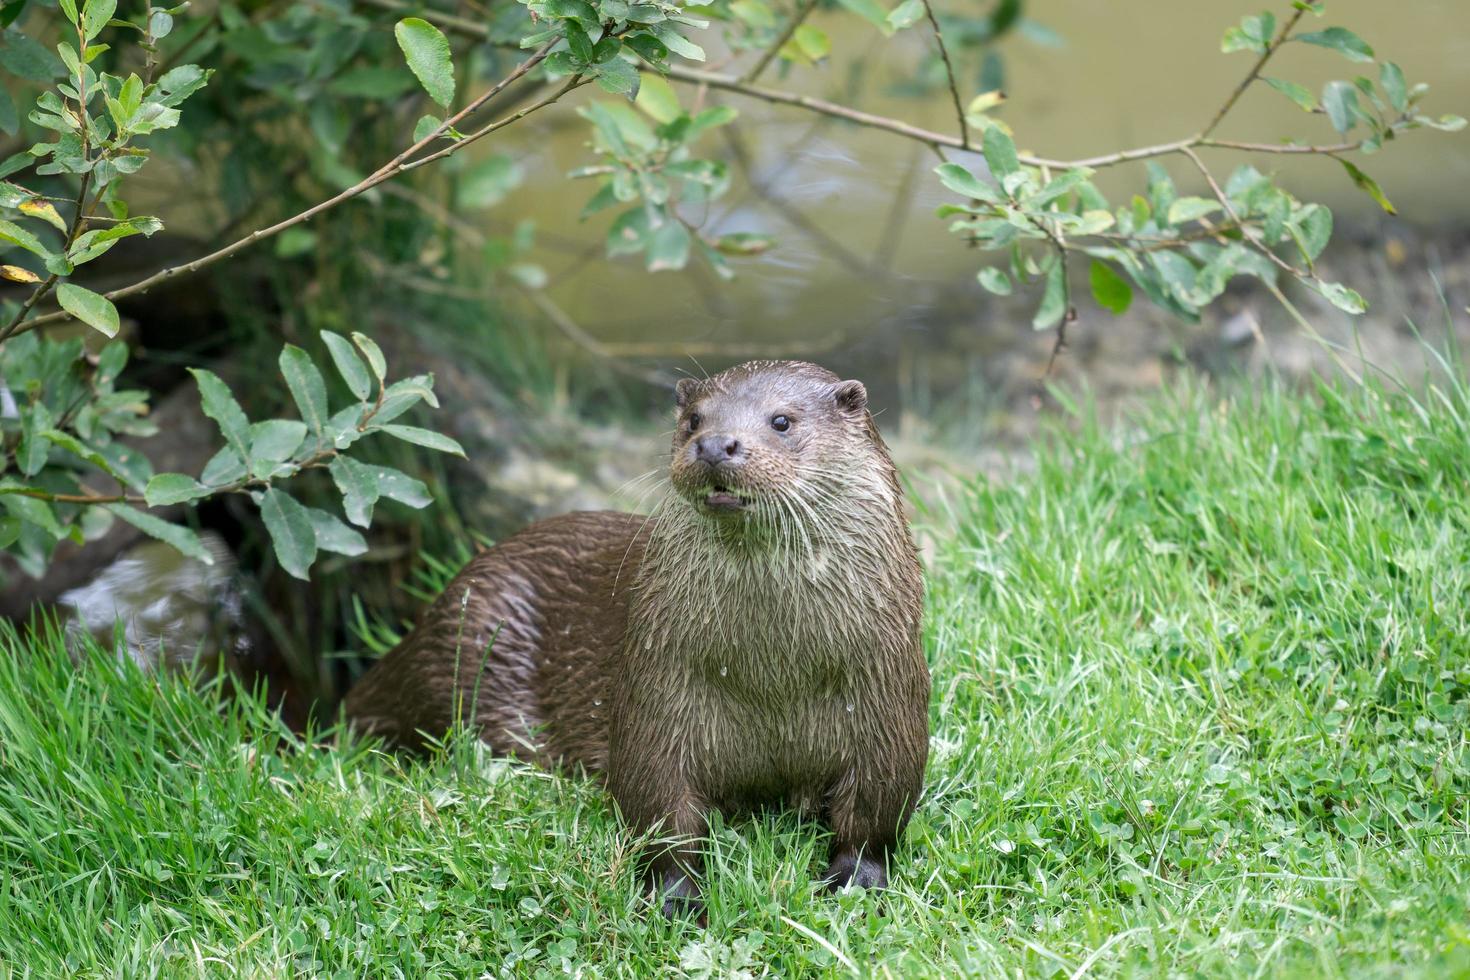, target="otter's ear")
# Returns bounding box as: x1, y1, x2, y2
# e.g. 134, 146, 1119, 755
675, 378, 700, 408
832, 379, 868, 416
